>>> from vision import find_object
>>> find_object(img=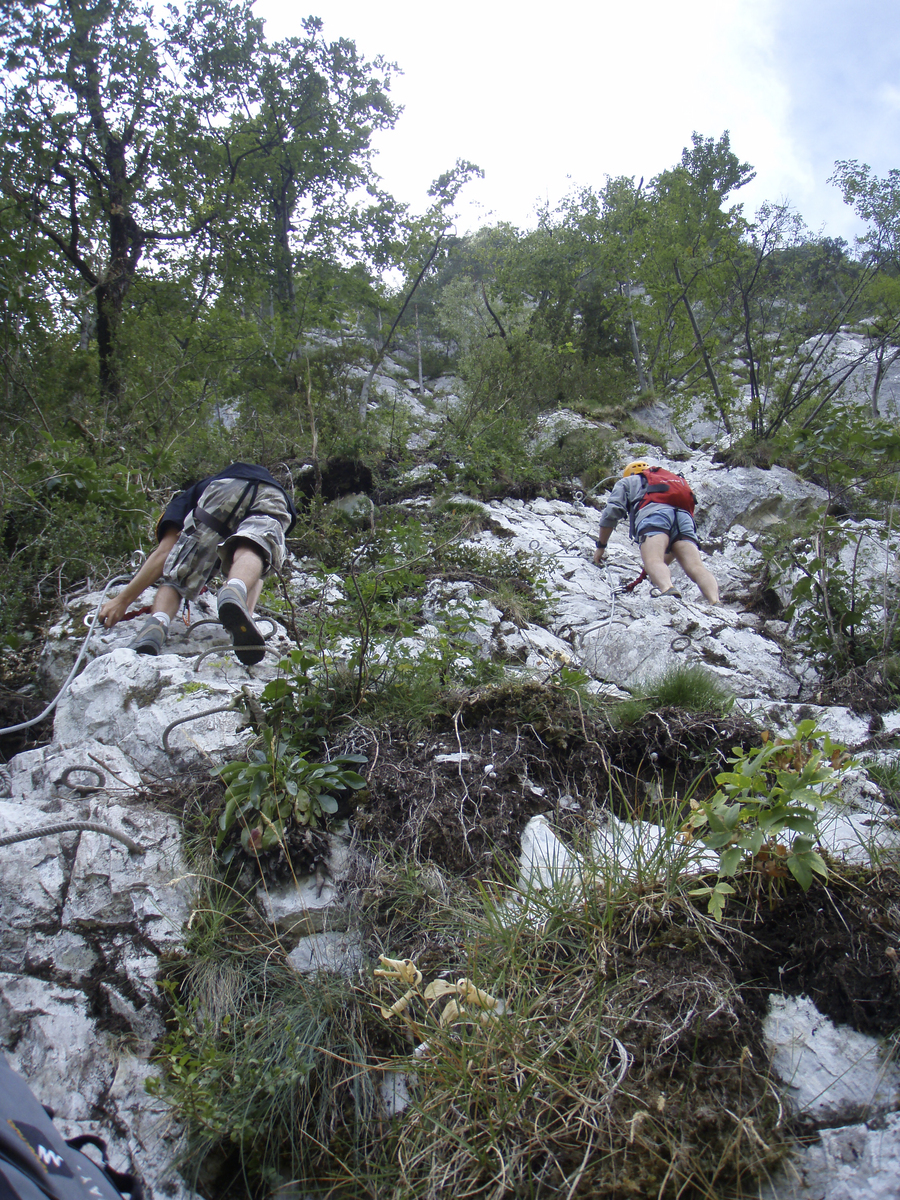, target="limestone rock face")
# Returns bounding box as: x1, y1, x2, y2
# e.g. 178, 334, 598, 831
690, 459, 828, 538
0, 760, 193, 1196
760, 997, 900, 1200
52, 648, 259, 775
4, 439, 900, 1199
